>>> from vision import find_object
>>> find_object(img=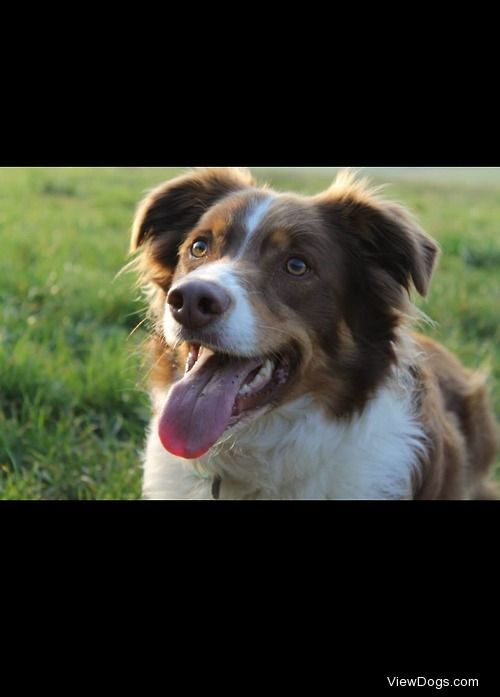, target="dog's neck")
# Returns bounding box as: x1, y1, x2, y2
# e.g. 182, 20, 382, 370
187, 374, 427, 499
